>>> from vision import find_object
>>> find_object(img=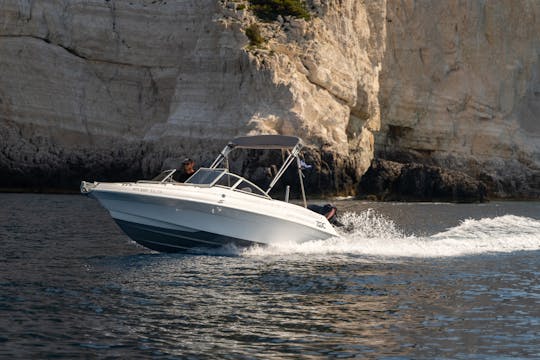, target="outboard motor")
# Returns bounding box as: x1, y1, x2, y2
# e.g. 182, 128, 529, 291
307, 204, 343, 227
